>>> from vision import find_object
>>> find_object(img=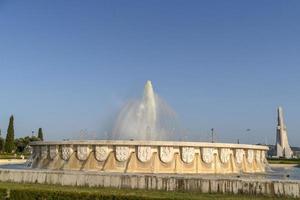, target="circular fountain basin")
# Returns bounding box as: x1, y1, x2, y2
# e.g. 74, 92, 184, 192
29, 140, 268, 174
